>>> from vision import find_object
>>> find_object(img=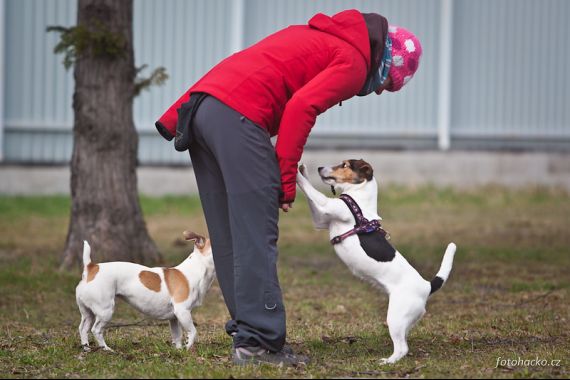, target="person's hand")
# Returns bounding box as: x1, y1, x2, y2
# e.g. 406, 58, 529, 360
280, 203, 293, 212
